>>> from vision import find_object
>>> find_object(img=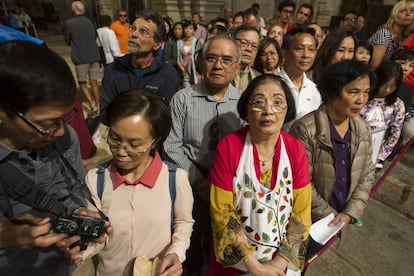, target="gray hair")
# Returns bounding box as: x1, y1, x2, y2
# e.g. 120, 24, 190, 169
202, 34, 241, 63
